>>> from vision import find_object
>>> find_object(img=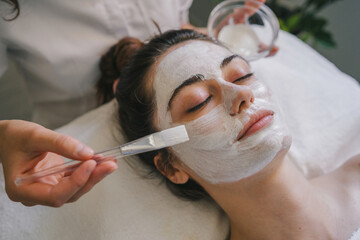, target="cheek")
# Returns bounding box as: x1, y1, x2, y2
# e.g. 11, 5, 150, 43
186, 107, 227, 136
183, 105, 244, 149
